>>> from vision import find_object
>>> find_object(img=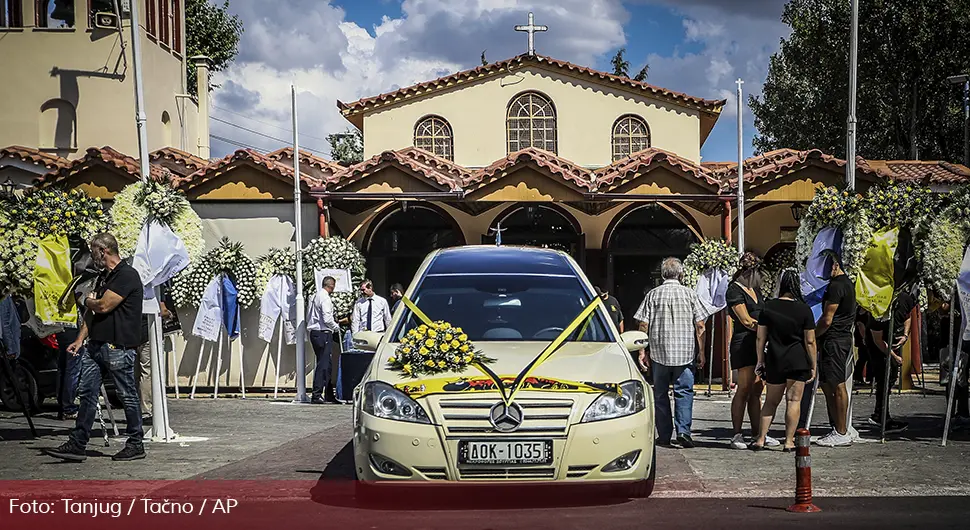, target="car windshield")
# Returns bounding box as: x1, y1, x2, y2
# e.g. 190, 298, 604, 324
392, 273, 613, 343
